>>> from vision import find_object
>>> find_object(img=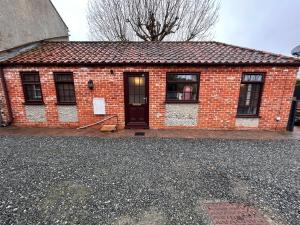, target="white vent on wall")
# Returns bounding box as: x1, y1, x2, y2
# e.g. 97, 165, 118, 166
93, 98, 106, 115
